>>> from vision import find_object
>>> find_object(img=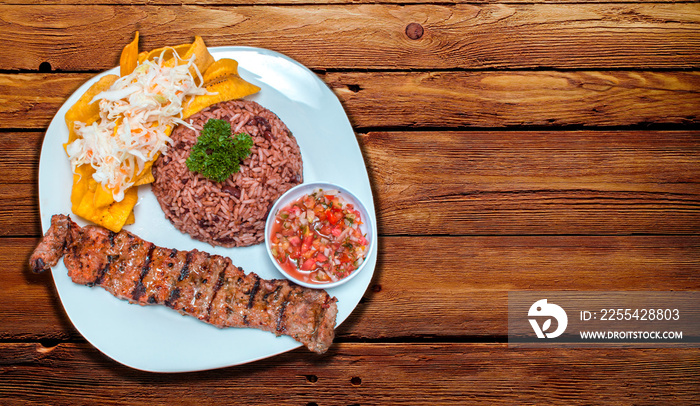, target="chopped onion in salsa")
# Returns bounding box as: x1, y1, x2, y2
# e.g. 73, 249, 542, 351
269, 189, 369, 284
